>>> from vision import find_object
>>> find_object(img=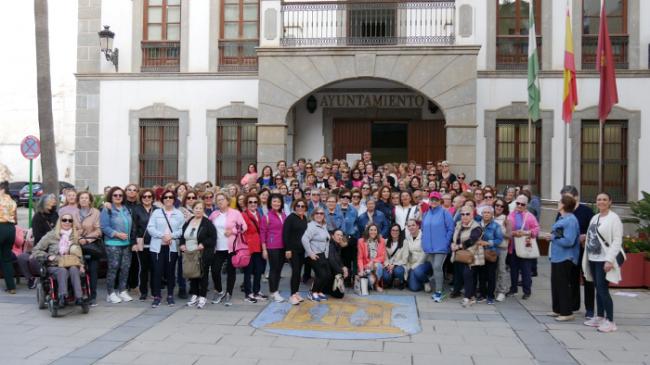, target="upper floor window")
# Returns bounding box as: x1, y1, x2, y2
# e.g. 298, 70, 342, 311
582, 0, 628, 69
142, 0, 181, 72
496, 0, 542, 71
219, 0, 259, 71
139, 119, 179, 187
495, 119, 541, 194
